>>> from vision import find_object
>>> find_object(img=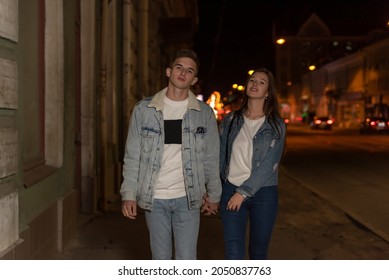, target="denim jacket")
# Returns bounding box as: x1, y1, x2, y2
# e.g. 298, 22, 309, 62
120, 88, 221, 210
219, 112, 286, 198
